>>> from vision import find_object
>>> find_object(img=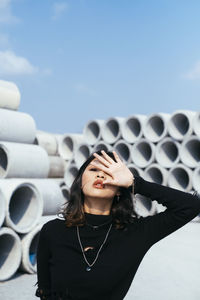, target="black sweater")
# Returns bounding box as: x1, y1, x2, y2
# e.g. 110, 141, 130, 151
35, 176, 200, 300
